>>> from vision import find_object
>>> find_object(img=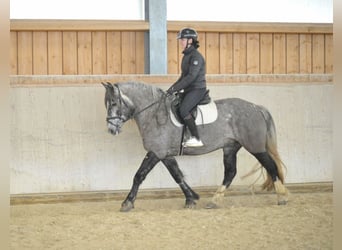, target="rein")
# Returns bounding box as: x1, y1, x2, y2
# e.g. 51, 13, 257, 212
133, 93, 167, 119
